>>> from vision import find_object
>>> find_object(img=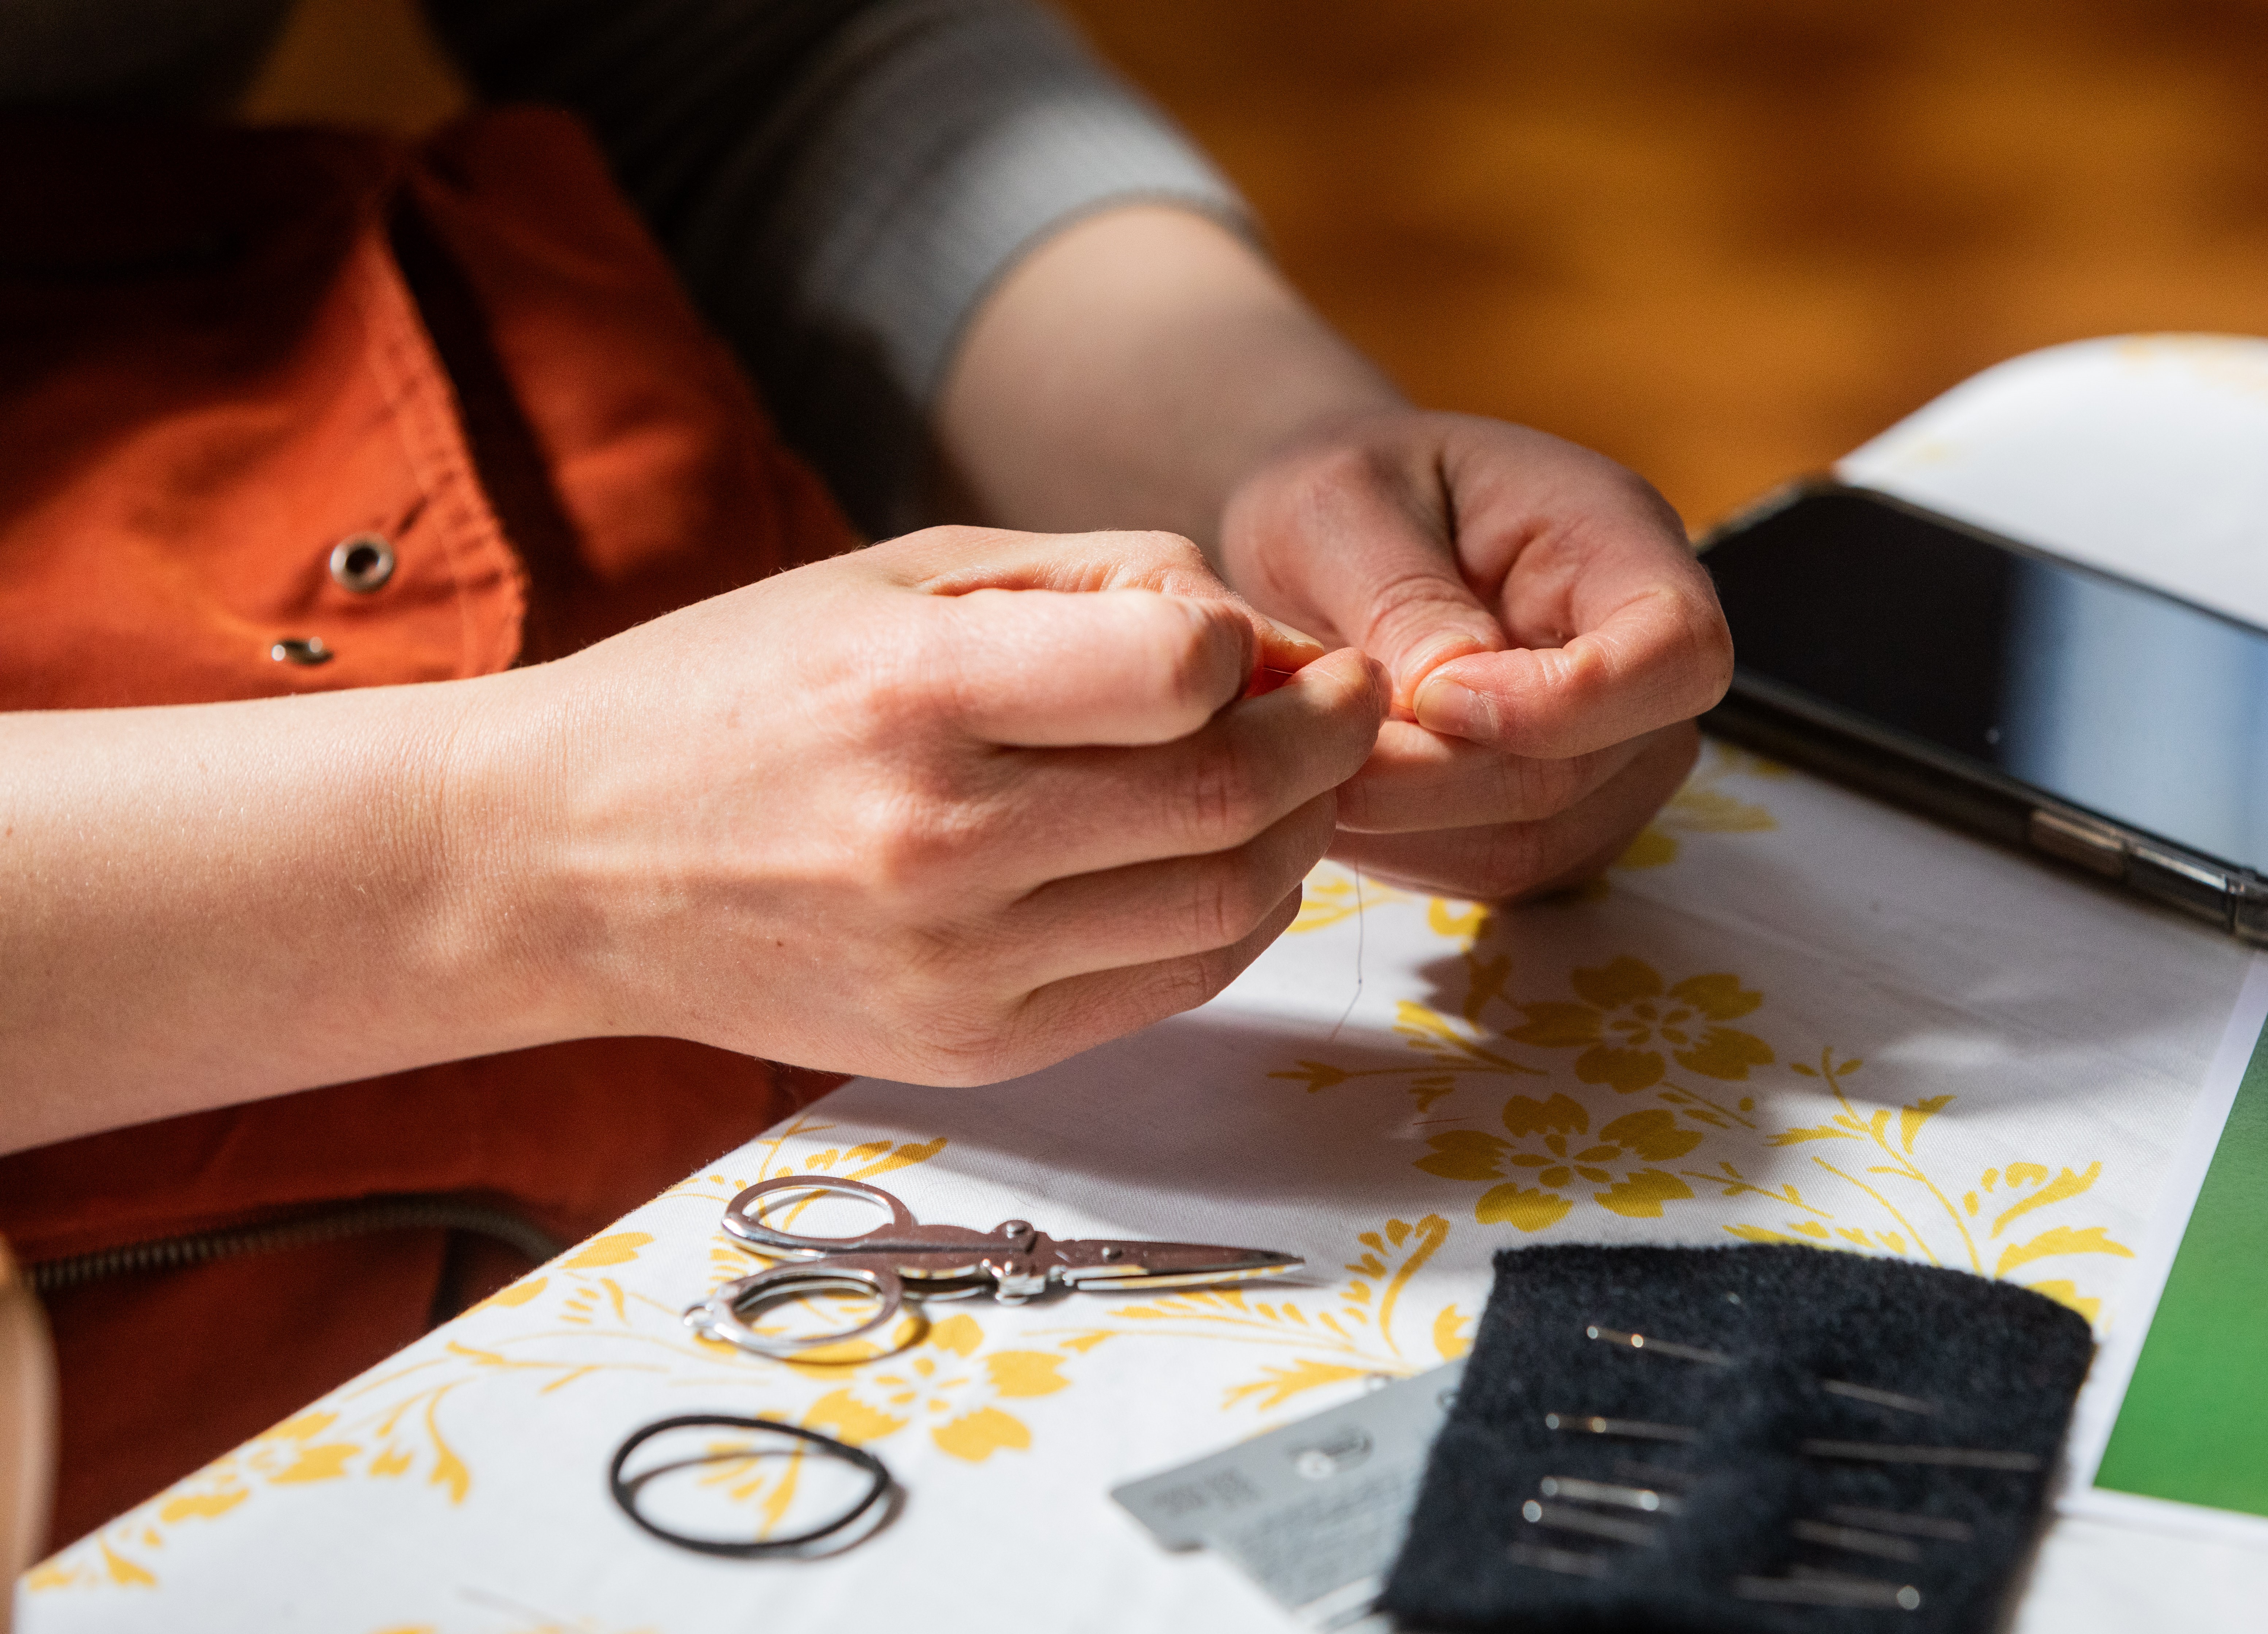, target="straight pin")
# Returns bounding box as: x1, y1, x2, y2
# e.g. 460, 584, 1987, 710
1800, 1439, 2041, 1472
1823, 1505, 1975, 1543
1545, 1413, 1699, 1444
1733, 1573, 1922, 1611
1792, 1518, 1925, 1564
1584, 1324, 1731, 1366
1822, 1379, 1940, 1416
1539, 1476, 1685, 1515
1521, 1499, 1659, 1546
1508, 1542, 1610, 1577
